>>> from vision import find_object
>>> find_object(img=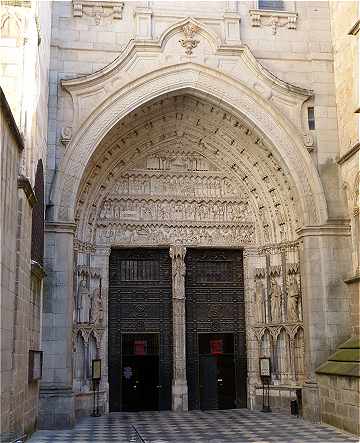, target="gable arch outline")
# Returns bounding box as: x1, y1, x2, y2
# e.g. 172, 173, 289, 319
54, 63, 328, 228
